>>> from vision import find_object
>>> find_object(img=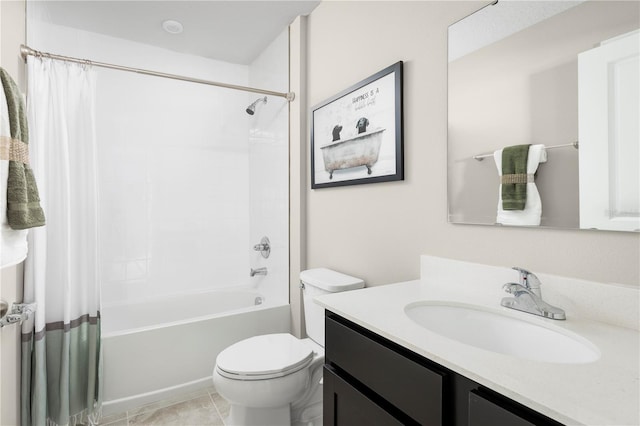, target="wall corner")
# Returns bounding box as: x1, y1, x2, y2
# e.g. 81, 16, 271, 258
289, 15, 308, 338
